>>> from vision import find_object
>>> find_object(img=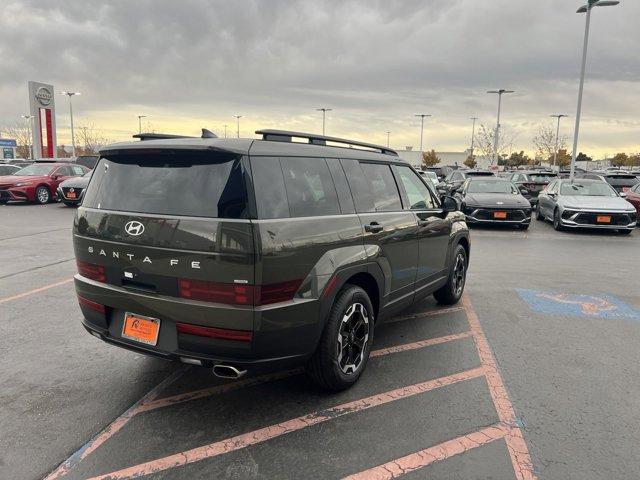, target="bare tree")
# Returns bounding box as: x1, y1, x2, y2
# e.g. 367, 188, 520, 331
532, 123, 567, 165
1, 122, 33, 158
473, 124, 516, 164
76, 124, 112, 155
